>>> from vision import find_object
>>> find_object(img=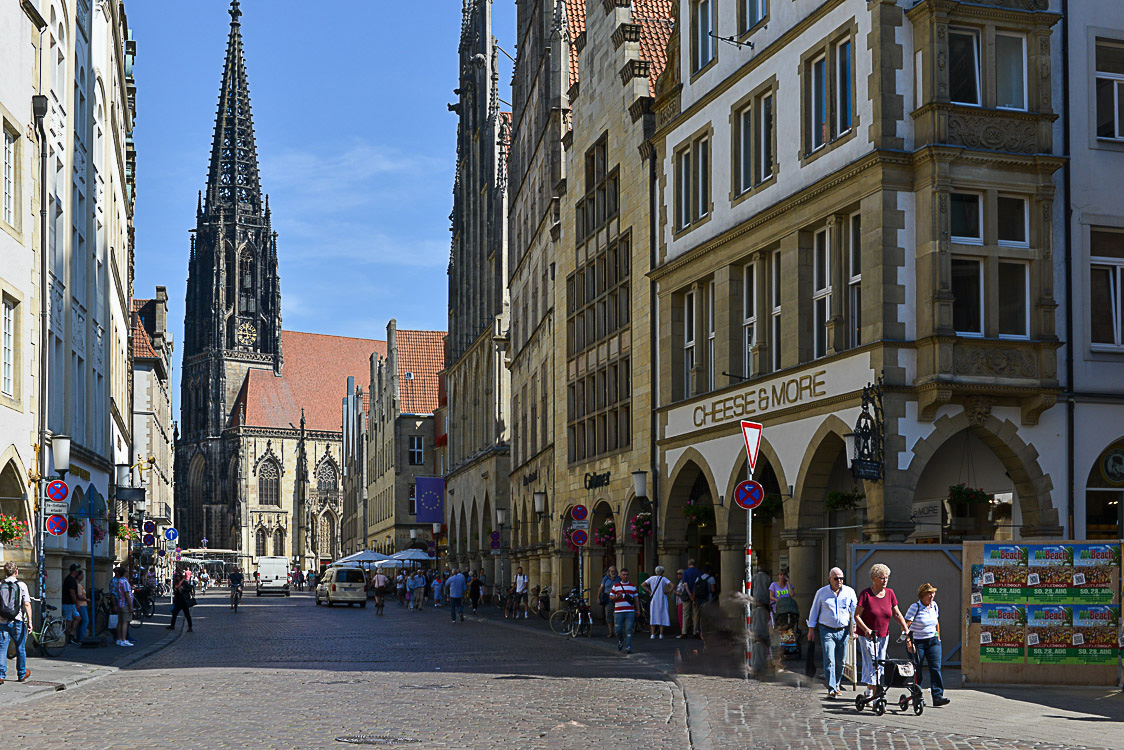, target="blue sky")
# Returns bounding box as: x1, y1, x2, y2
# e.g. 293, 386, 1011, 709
129, 0, 513, 402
